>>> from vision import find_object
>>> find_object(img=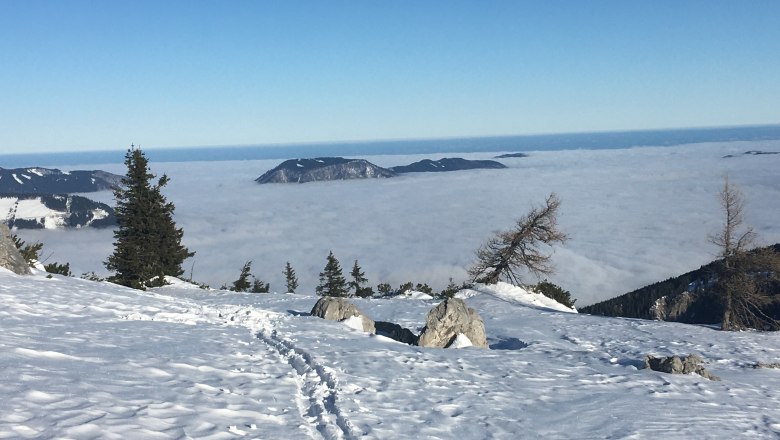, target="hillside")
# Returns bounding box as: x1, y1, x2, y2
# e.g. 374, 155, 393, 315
0, 193, 116, 229
390, 157, 506, 173
256, 158, 395, 184
3, 270, 780, 438
0, 167, 122, 194
581, 244, 780, 325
